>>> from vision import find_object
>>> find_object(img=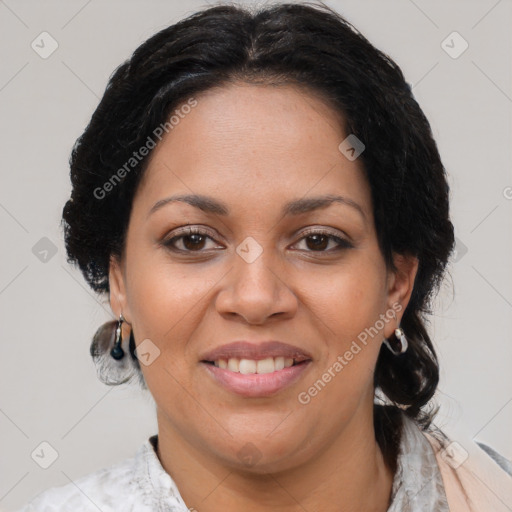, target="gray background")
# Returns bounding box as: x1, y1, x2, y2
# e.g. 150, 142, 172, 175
1, 0, 511, 510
